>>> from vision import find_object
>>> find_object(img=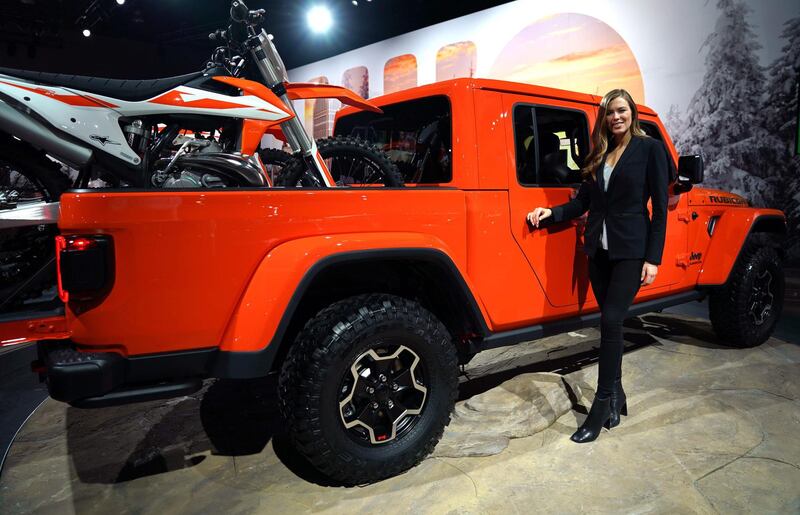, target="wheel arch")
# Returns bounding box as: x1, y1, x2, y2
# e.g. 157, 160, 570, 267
698, 210, 786, 287
213, 238, 488, 378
